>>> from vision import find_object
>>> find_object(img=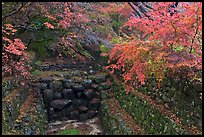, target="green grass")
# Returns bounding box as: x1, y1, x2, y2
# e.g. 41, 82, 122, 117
56, 129, 80, 135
